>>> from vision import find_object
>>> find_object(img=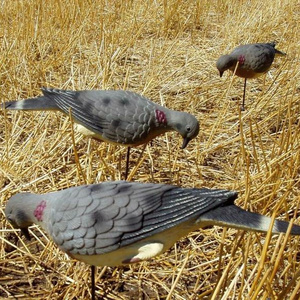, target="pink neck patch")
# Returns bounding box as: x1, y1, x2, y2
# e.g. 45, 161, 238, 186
155, 109, 167, 124
34, 200, 47, 222
238, 55, 245, 65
